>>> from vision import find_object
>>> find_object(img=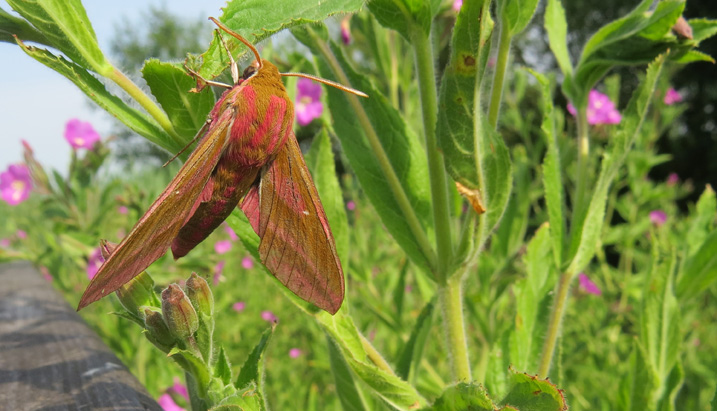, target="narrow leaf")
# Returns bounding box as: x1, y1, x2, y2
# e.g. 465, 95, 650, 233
198, 0, 364, 78
0, 6, 50, 45
142, 60, 215, 140
499, 368, 567, 410
395, 299, 435, 380
236, 326, 274, 390
6, 0, 110, 74
566, 54, 665, 275
327, 335, 368, 411
368, 0, 433, 40
544, 0, 572, 77
15, 43, 171, 151
677, 230, 717, 300
500, 0, 540, 35
215, 347, 233, 385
